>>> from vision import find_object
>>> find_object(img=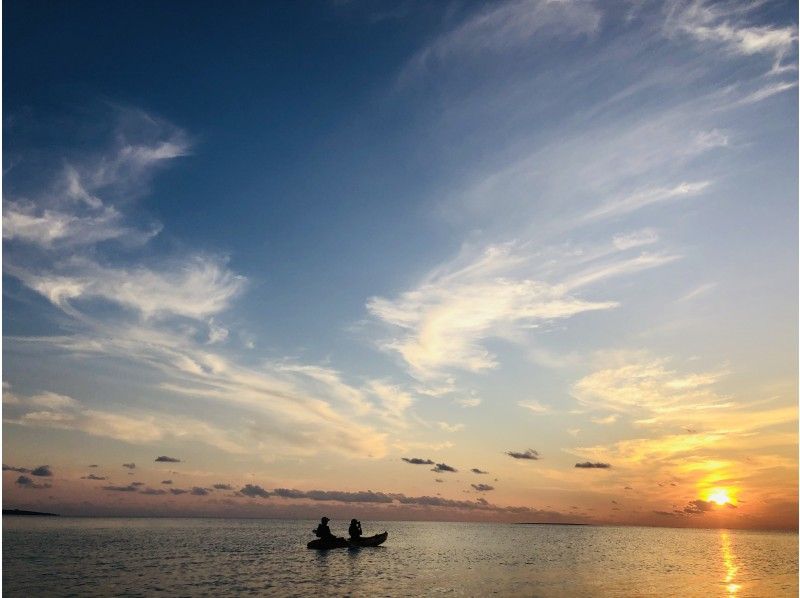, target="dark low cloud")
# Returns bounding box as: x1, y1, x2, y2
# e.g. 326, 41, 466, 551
431, 463, 457, 473
155, 456, 181, 463
624, 486, 633, 490
272, 488, 394, 503
506, 449, 539, 460
213, 483, 232, 490
161, 480, 173, 485
3, 464, 30, 473
122, 463, 136, 469
132, 481, 145, 486
240, 484, 270, 498
31, 465, 53, 477
434, 478, 444, 483
141, 488, 167, 495
102, 484, 139, 492
471, 468, 488, 474
190, 487, 210, 496
88, 464, 99, 468
575, 462, 611, 469
169, 488, 189, 495
682, 499, 737, 515
16, 475, 51, 489
471, 484, 495, 492
402, 457, 434, 465
81, 474, 106, 480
